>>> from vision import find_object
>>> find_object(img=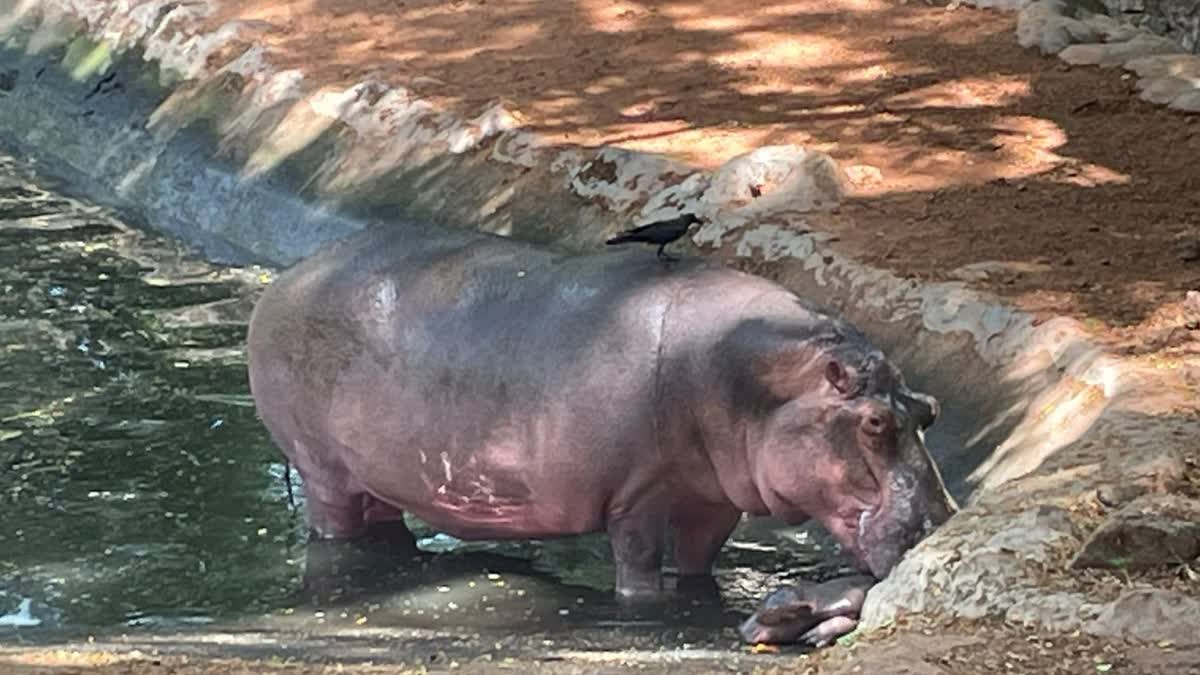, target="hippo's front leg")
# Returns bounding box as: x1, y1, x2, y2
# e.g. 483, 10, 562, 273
607, 506, 669, 602
673, 505, 742, 578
